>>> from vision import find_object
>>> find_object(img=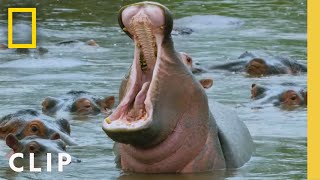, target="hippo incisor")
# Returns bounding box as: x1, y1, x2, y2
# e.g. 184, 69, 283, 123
102, 1, 254, 173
